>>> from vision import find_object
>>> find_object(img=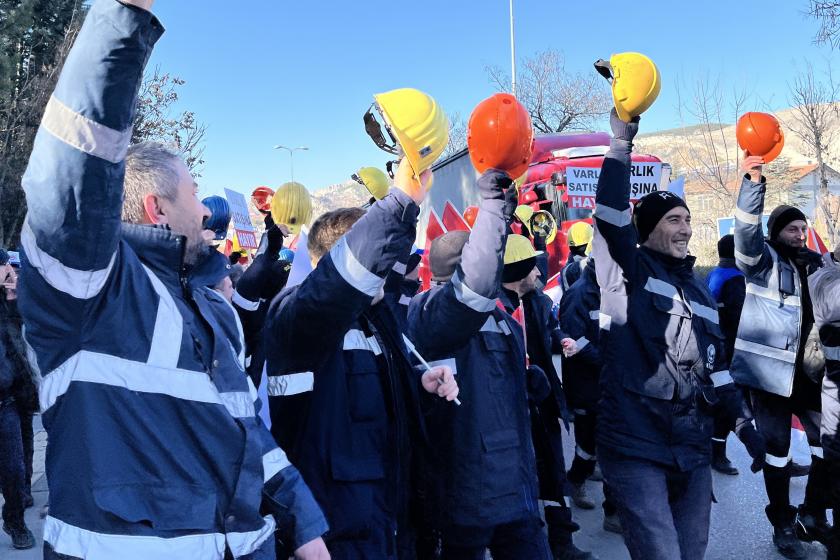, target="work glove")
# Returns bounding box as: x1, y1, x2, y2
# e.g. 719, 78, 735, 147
609, 108, 639, 142
737, 423, 766, 473
477, 169, 513, 201
526, 364, 551, 404
265, 225, 286, 260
